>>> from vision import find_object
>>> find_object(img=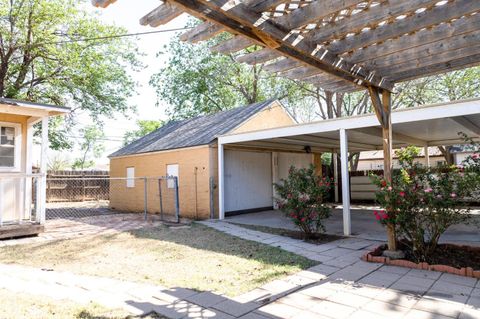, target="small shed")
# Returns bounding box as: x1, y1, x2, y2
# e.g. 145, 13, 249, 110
0, 98, 70, 239
109, 100, 319, 219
